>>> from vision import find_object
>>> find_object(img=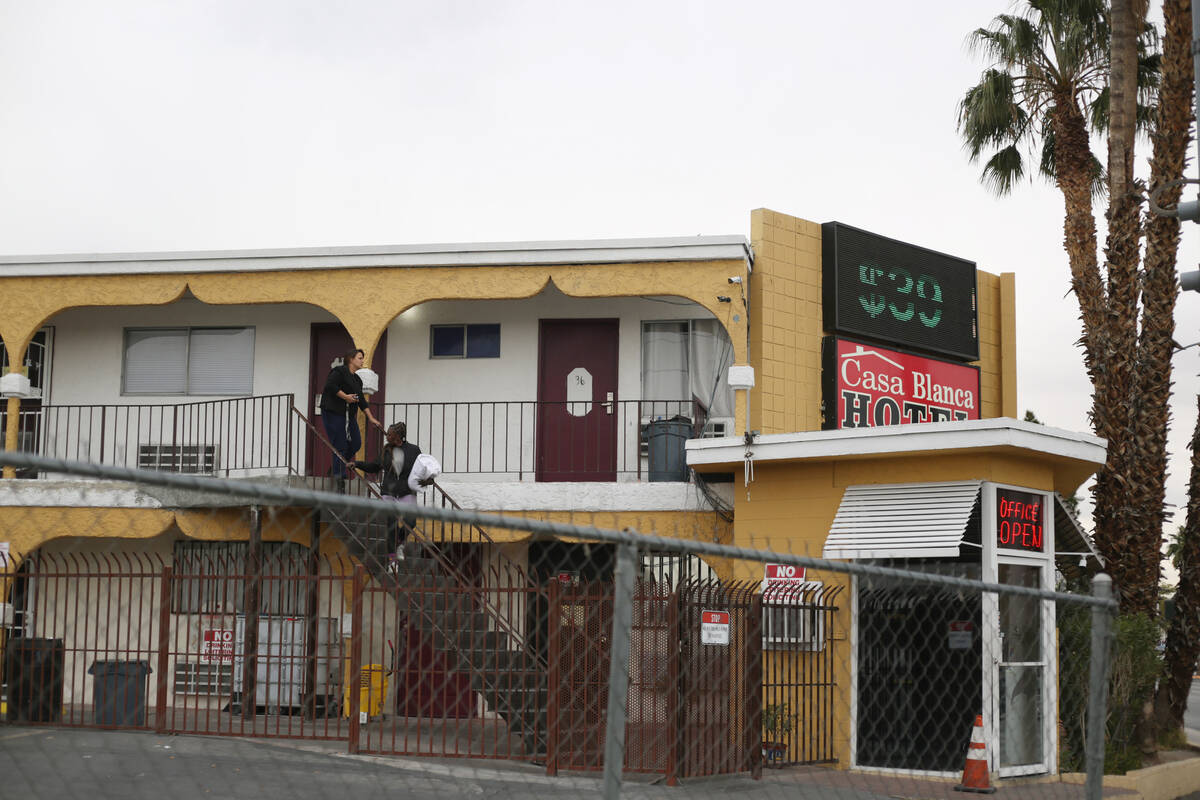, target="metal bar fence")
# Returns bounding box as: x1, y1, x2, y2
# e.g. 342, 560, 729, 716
0, 452, 1119, 800
374, 399, 705, 479
8, 395, 300, 478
